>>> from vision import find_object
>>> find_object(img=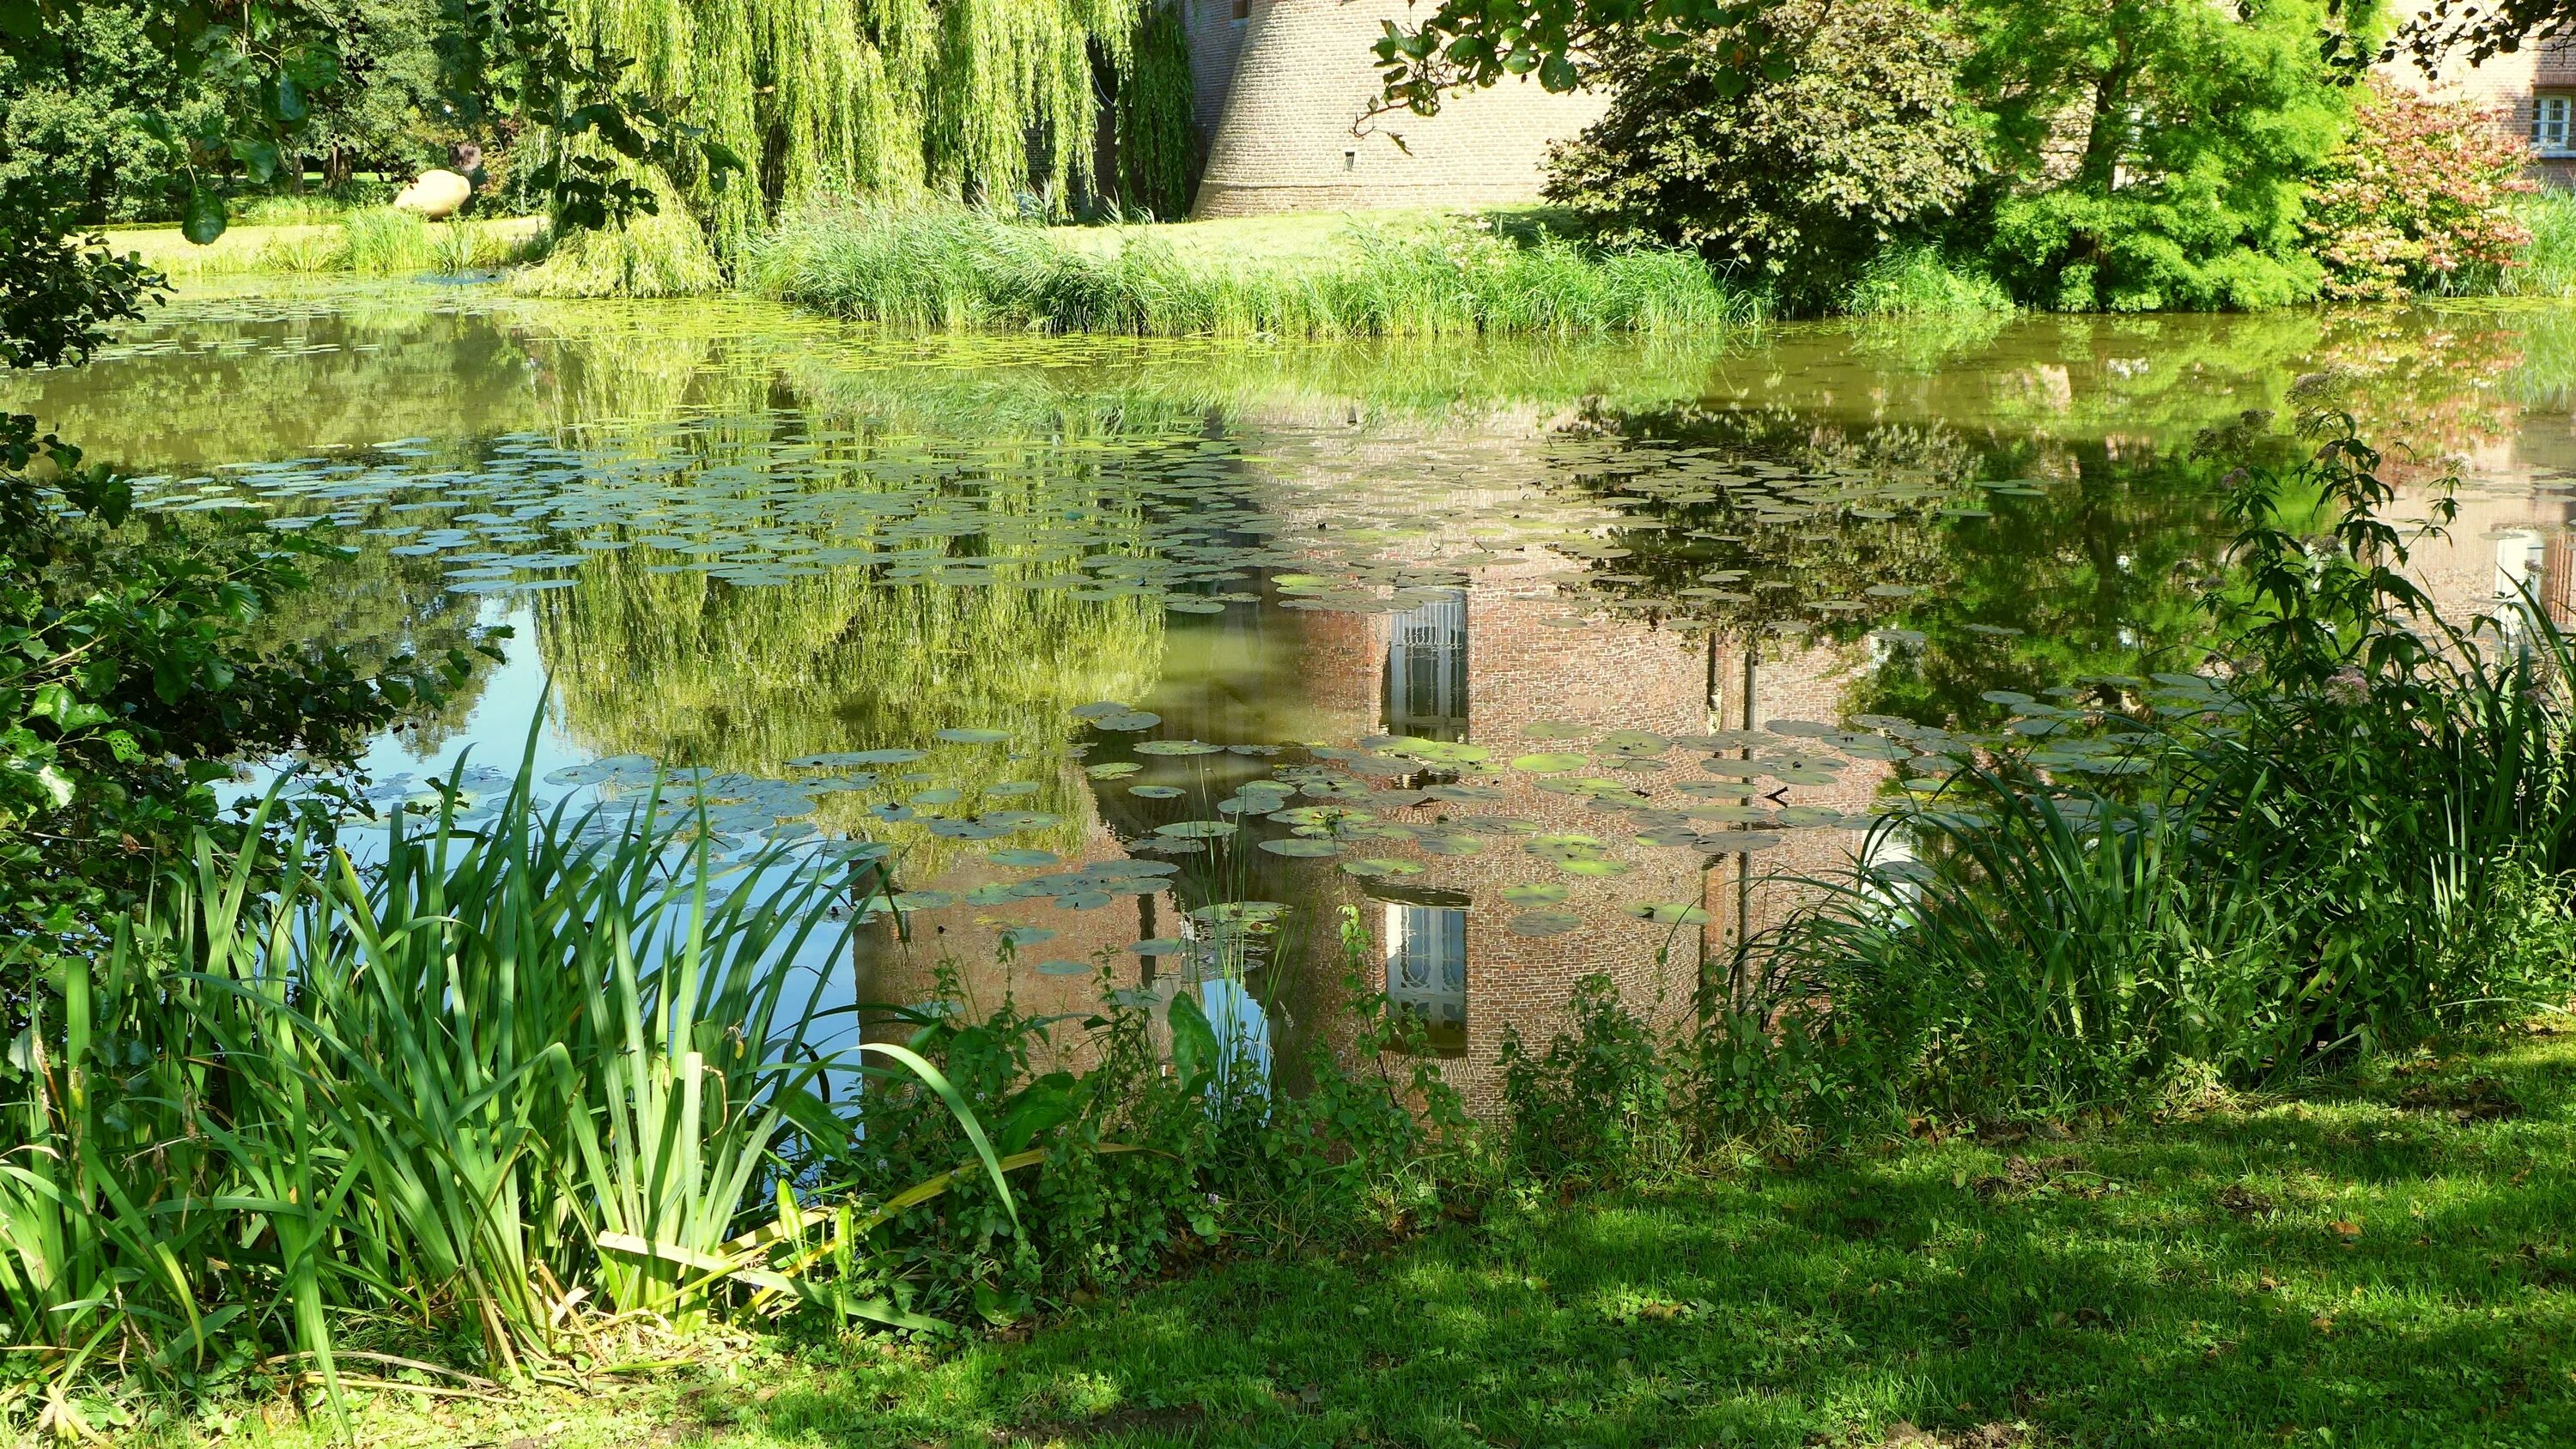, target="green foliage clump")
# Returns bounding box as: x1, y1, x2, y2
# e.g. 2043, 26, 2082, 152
0, 415, 480, 958
2494, 191, 2576, 300
1545, 0, 1988, 310
1840, 243, 2015, 318
1965, 0, 2348, 311
842, 908, 1464, 1322
748, 203, 1760, 336
1498, 974, 1684, 1177
1113, 0, 1197, 221
2306, 76, 2537, 301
